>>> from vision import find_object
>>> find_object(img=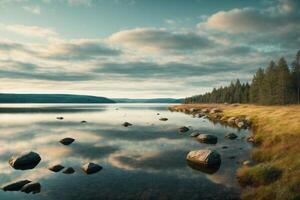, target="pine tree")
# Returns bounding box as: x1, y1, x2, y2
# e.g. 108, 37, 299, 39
250, 68, 264, 103
291, 50, 300, 104
262, 61, 278, 104
276, 57, 292, 104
